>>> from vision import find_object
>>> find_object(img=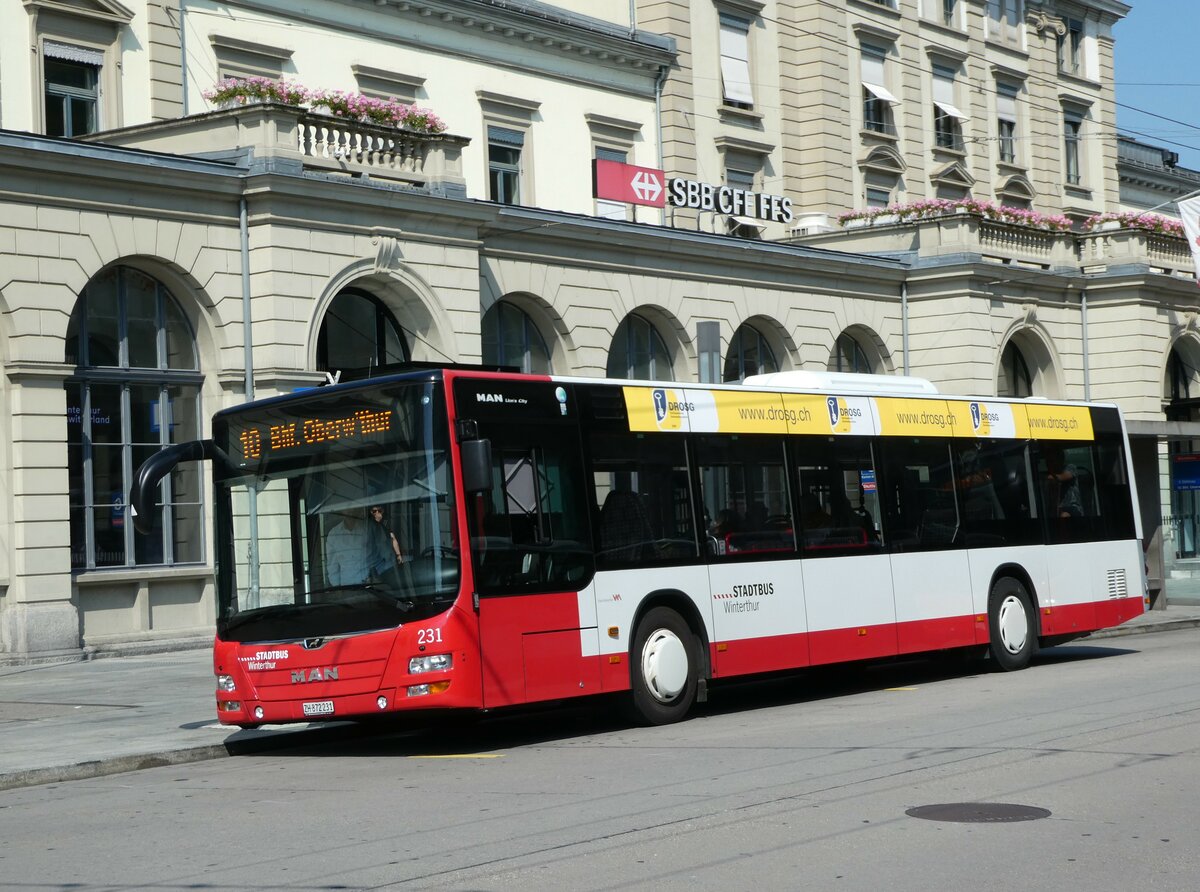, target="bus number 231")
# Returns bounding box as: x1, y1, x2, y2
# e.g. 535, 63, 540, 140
417, 627, 443, 645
